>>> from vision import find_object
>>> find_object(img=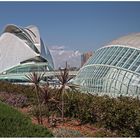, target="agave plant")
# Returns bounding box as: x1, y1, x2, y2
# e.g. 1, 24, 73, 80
56, 62, 74, 123
26, 72, 45, 124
